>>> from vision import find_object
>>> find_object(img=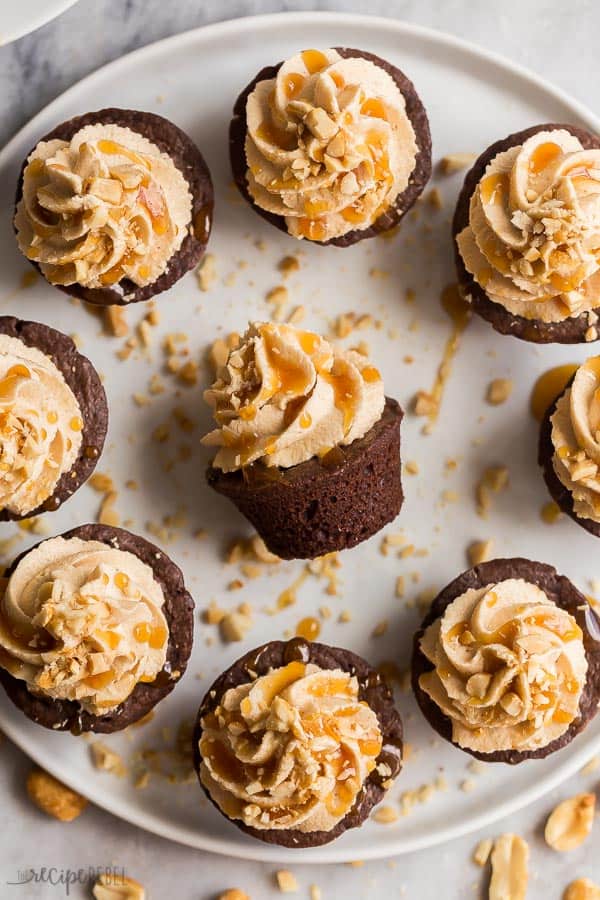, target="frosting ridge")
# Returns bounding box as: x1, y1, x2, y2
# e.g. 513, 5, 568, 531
202, 322, 385, 471
419, 578, 587, 753
15, 123, 192, 291
456, 129, 600, 323
0, 536, 168, 714
199, 661, 383, 832
0, 334, 83, 516
244, 48, 418, 242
